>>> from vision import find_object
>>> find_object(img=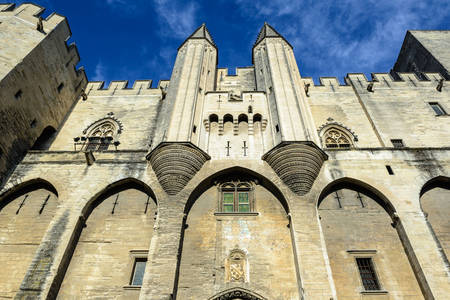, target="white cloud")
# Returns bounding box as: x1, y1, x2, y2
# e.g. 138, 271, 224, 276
152, 0, 199, 39
232, 0, 450, 78
92, 61, 106, 81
